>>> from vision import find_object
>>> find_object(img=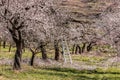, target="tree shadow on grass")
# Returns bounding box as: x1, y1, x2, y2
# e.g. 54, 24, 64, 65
39, 67, 120, 80
25, 70, 120, 80
42, 67, 120, 74
1, 67, 120, 80
25, 70, 97, 80
0, 67, 97, 80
